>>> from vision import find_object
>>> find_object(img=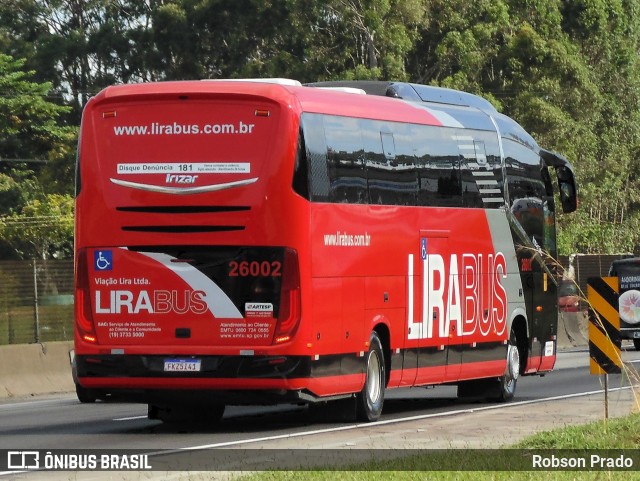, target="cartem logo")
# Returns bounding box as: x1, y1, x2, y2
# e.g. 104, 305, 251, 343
8, 451, 40, 469
94, 250, 113, 271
